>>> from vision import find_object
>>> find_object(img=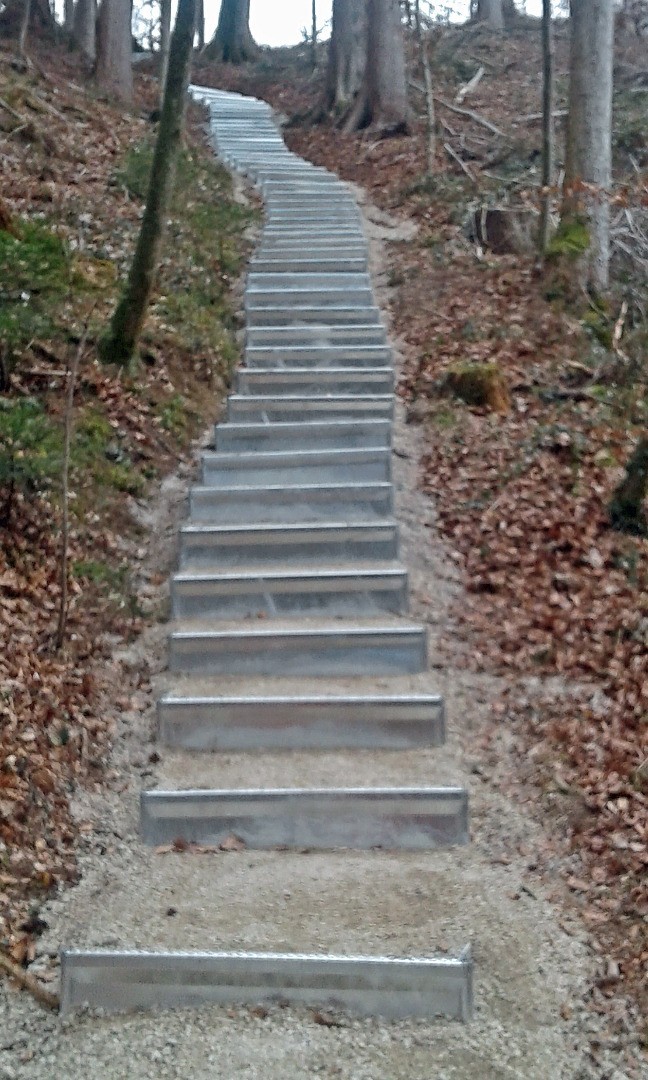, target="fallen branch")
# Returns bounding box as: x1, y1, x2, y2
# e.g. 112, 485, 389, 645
434, 94, 505, 138
0, 94, 24, 122
0, 952, 59, 1011
455, 65, 485, 104
443, 142, 478, 185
